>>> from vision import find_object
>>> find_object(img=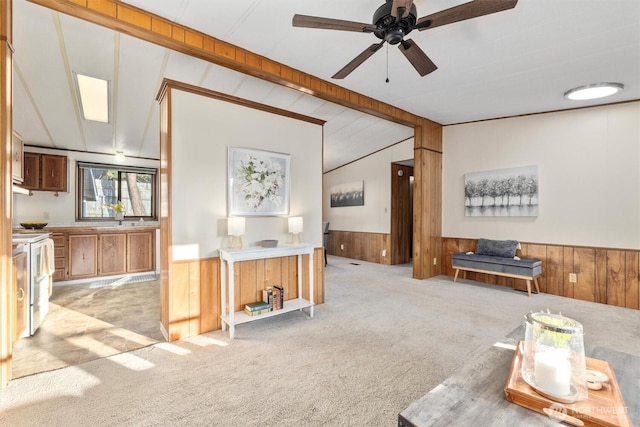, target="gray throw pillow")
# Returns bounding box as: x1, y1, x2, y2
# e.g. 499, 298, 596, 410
475, 238, 519, 258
